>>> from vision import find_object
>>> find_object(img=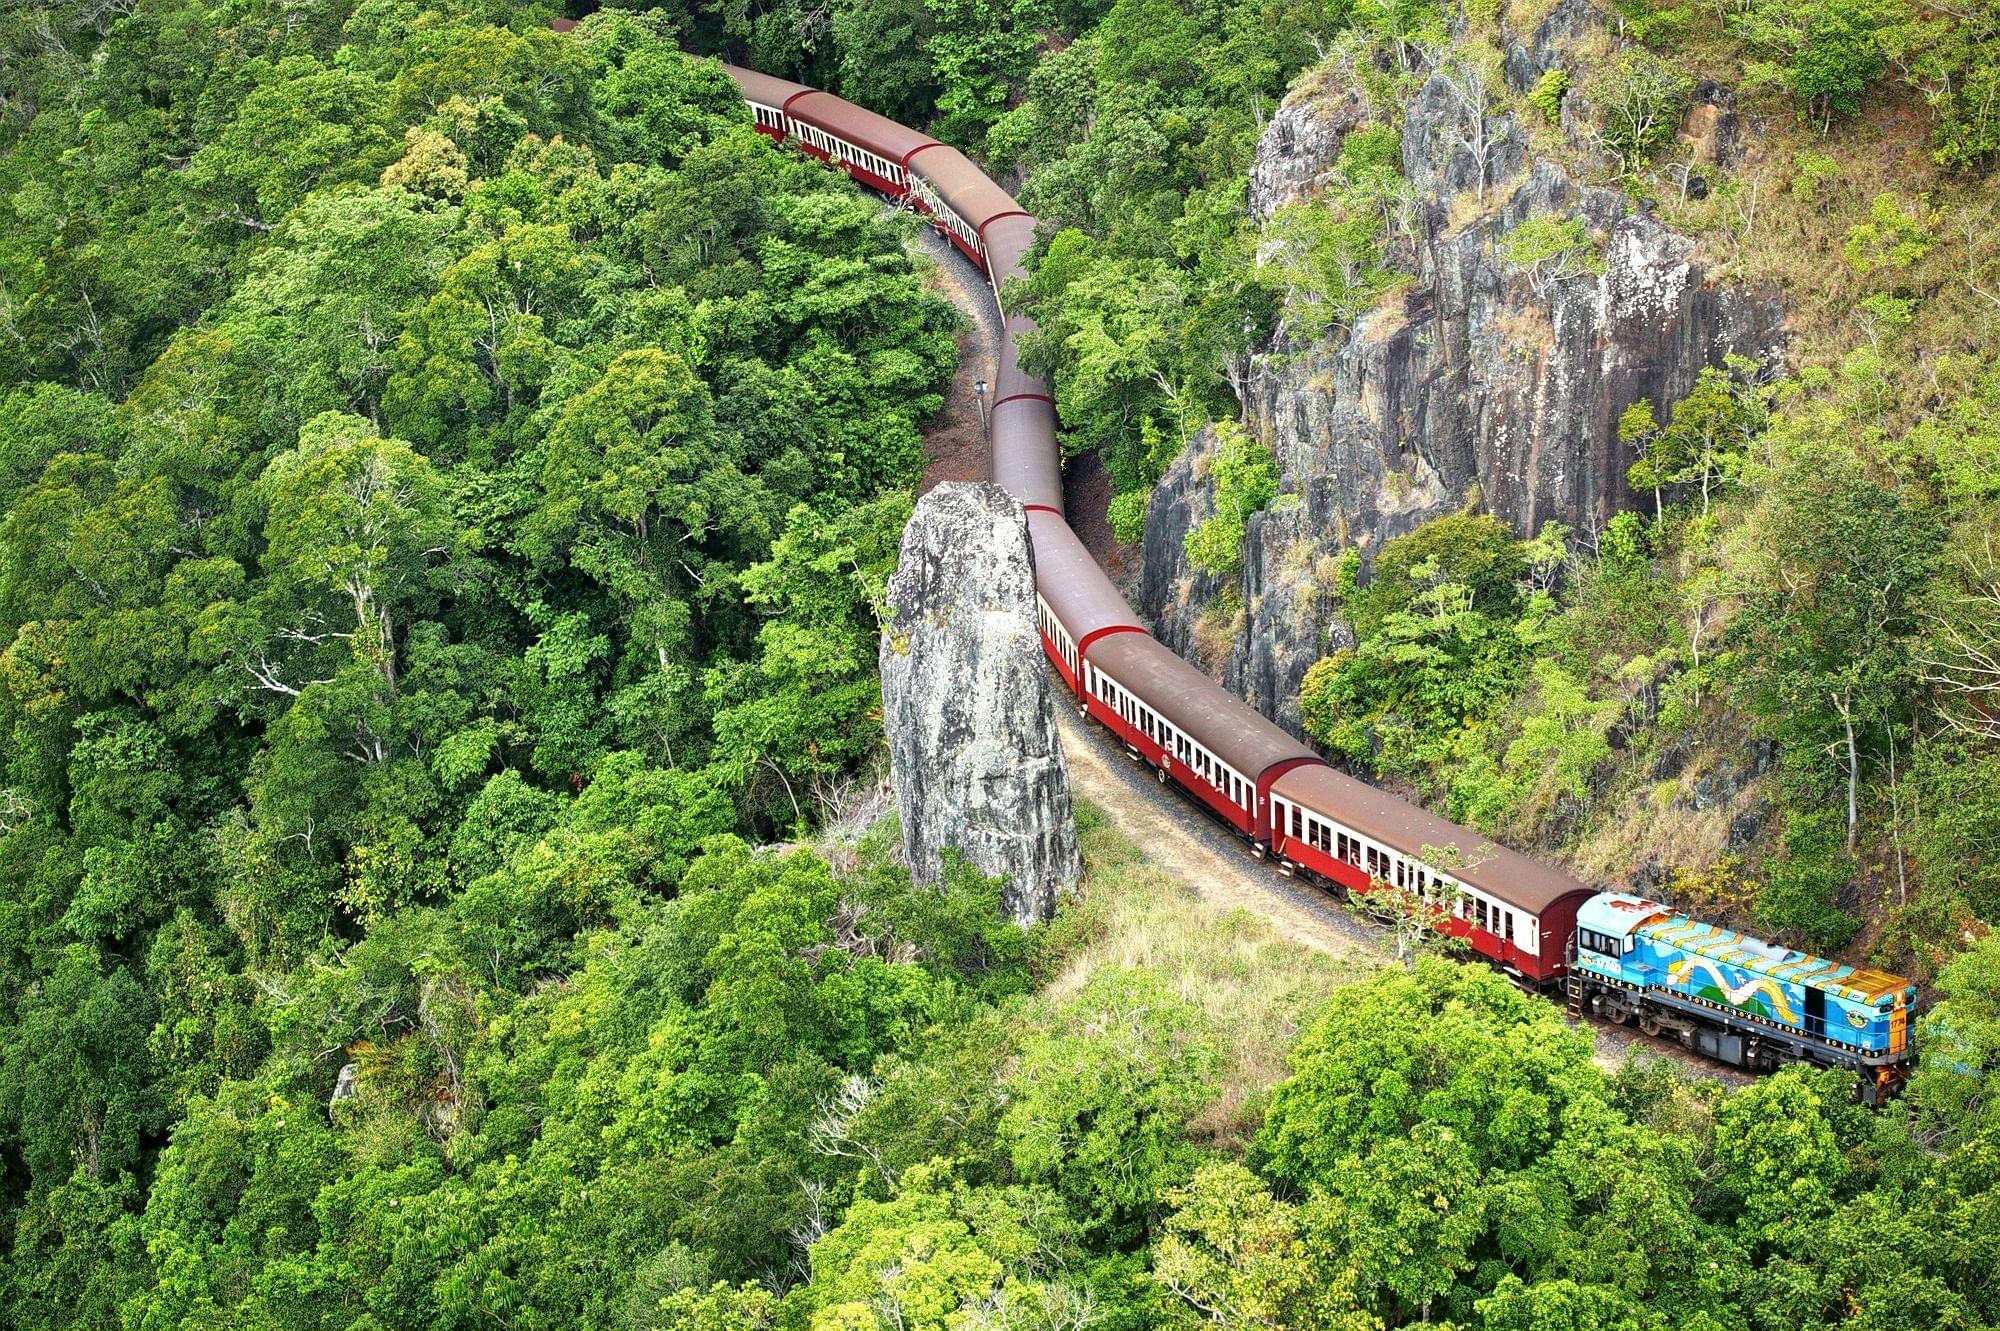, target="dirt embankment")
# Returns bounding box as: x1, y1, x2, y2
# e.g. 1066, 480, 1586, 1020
909, 226, 999, 494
